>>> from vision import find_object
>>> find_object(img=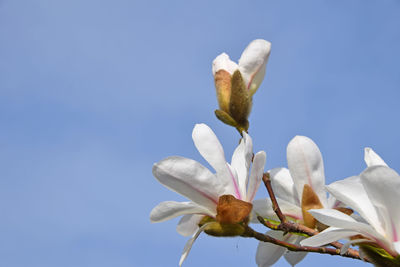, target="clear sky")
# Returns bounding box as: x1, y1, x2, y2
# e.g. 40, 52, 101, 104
1, 0, 399, 266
